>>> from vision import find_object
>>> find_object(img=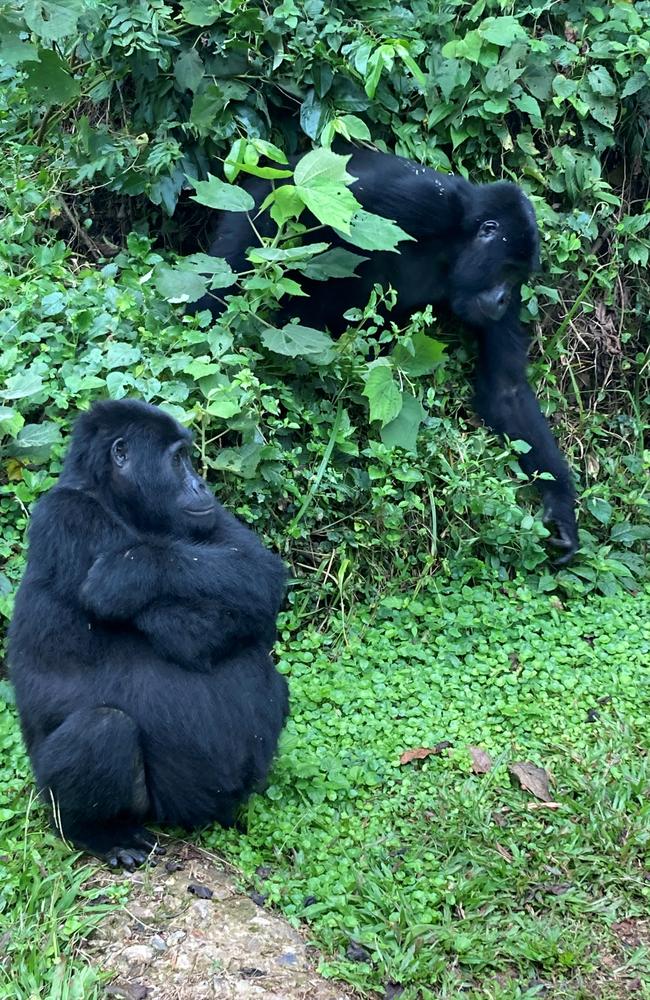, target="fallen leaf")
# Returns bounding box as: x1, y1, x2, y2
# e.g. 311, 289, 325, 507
509, 761, 553, 802
399, 741, 452, 765
544, 883, 572, 895
469, 747, 493, 774
491, 807, 510, 828
494, 843, 513, 862
527, 801, 562, 811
